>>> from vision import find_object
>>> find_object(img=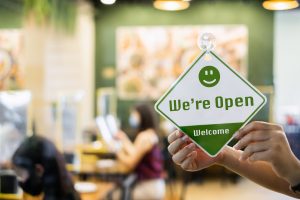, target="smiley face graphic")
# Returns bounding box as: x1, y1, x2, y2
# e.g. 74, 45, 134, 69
198, 66, 220, 87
